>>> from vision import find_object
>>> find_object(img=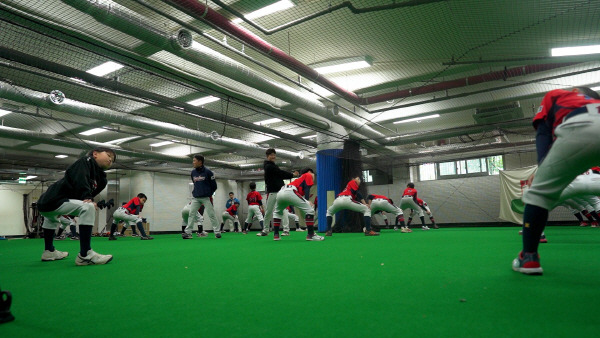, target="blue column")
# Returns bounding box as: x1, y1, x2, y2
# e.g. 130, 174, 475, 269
316, 149, 343, 232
